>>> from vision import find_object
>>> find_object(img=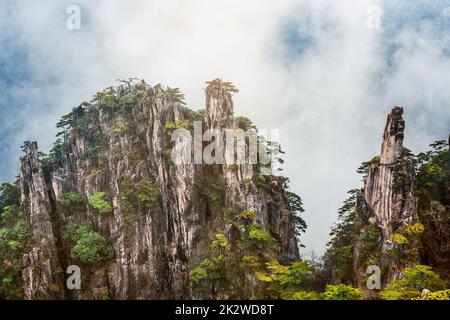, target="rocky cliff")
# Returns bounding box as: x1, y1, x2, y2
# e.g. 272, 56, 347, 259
324, 107, 422, 292
356, 107, 417, 283
17, 79, 301, 299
